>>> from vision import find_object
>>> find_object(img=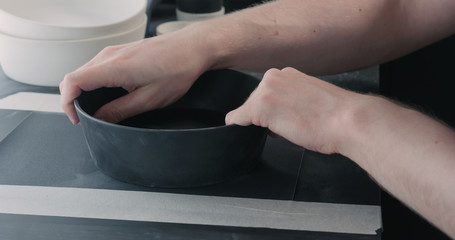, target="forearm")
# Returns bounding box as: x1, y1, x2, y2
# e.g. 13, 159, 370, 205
223, 67, 455, 236
337, 95, 455, 238
192, 0, 455, 75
